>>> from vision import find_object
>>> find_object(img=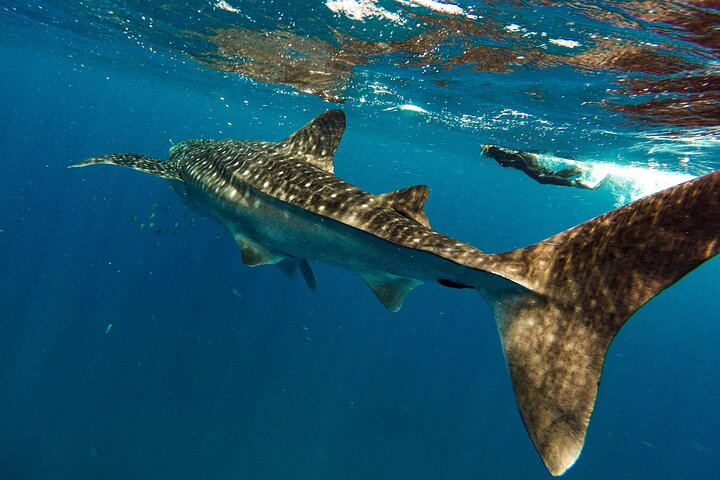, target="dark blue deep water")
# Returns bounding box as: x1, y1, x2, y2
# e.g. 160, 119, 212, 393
1, 1, 719, 479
